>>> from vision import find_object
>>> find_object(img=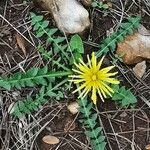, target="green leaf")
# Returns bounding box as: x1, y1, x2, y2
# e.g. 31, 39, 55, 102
97, 136, 106, 143
54, 37, 65, 44
0, 81, 11, 90
0, 66, 71, 90
112, 93, 123, 100
74, 52, 82, 62
78, 98, 106, 150
41, 20, 49, 28
102, 4, 109, 9
47, 28, 58, 36
30, 13, 71, 64
25, 79, 35, 87
96, 16, 141, 57
85, 130, 95, 138
38, 65, 48, 75
95, 142, 106, 150
111, 85, 137, 106
33, 77, 47, 85
70, 34, 84, 53
33, 23, 40, 31
26, 67, 39, 77
92, 2, 98, 7
39, 86, 45, 96
36, 30, 45, 37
